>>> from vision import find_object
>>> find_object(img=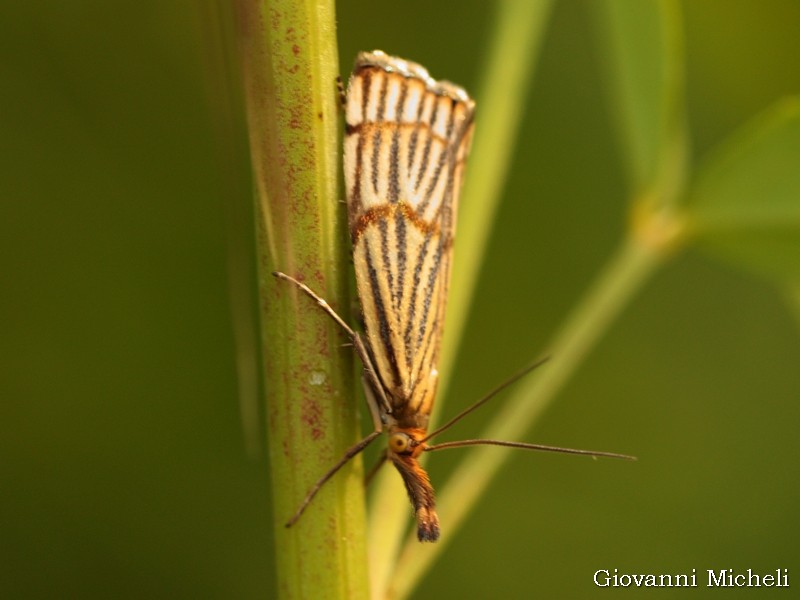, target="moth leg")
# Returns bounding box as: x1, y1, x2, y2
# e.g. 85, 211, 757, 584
359, 382, 388, 486
354, 334, 392, 415
272, 270, 354, 334
336, 75, 346, 110
361, 372, 391, 429
272, 271, 392, 414
285, 429, 382, 528
274, 271, 391, 526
